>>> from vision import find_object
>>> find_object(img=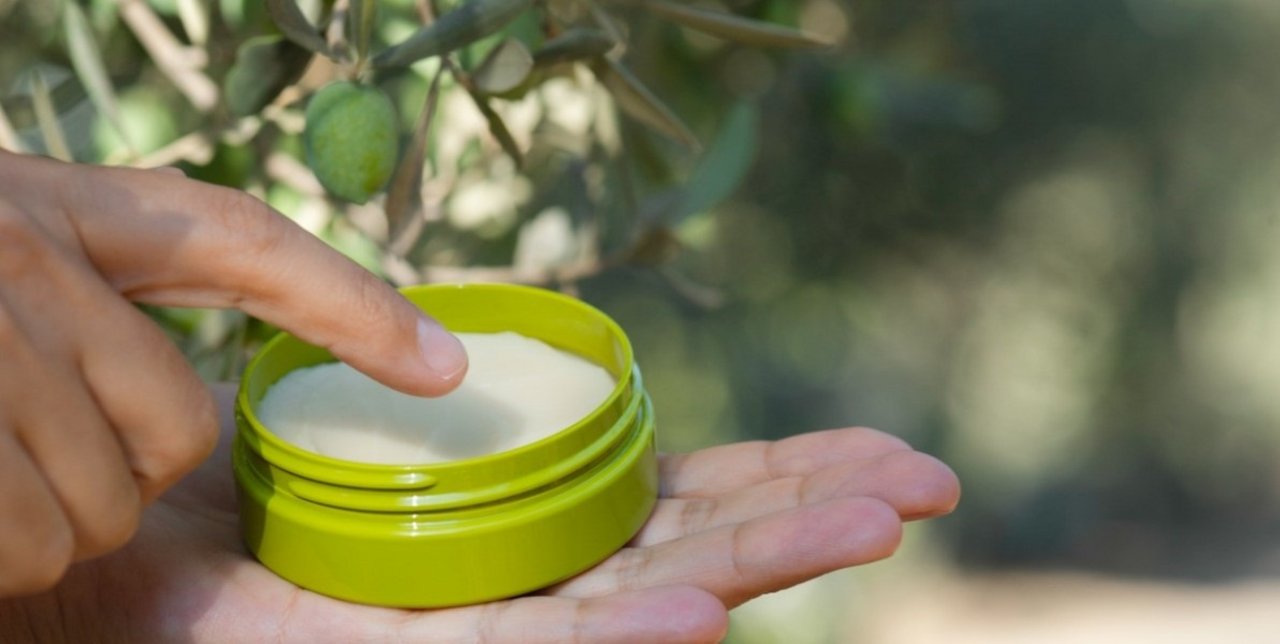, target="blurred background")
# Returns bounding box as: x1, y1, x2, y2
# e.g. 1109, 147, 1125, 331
6, 0, 1280, 641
